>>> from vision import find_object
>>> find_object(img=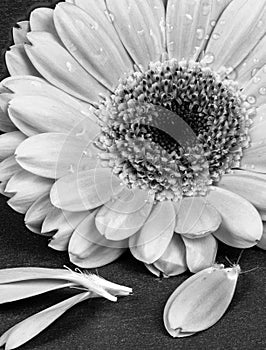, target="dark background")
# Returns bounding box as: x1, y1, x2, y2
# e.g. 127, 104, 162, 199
0, 1, 265, 349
